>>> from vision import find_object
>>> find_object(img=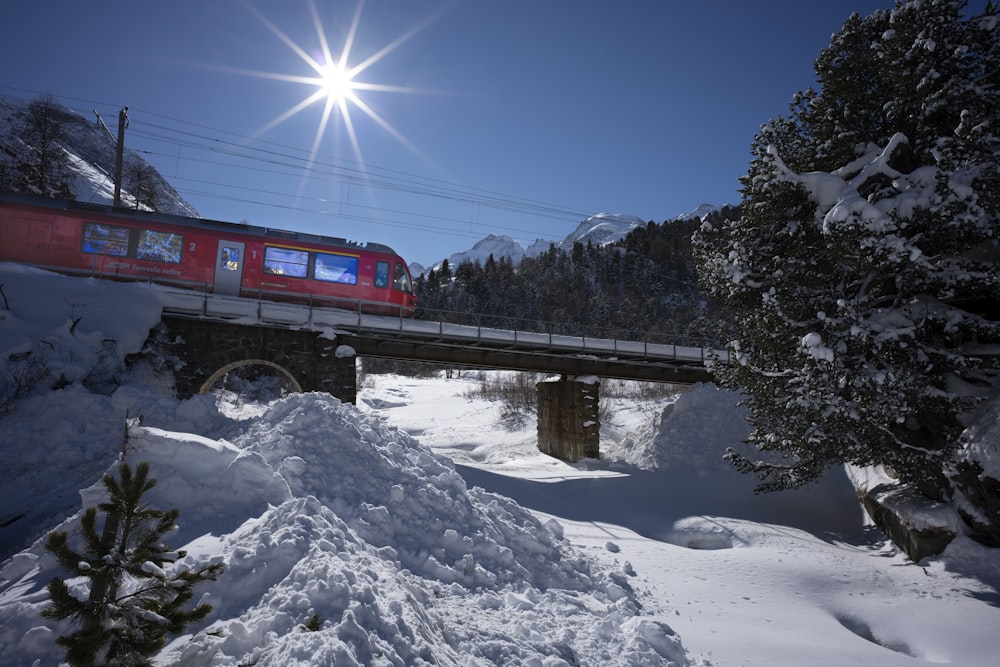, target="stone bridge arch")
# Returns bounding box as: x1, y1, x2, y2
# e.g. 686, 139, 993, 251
156, 316, 356, 403
198, 359, 304, 395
